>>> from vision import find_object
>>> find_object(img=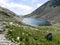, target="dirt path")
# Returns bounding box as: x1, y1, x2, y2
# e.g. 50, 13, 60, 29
0, 25, 16, 45
0, 33, 16, 45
